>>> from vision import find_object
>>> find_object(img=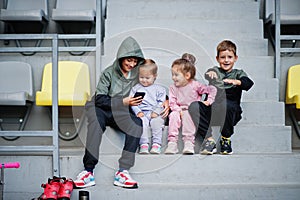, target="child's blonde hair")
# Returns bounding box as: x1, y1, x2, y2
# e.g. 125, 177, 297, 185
172, 58, 196, 80
216, 40, 237, 57
139, 59, 158, 75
